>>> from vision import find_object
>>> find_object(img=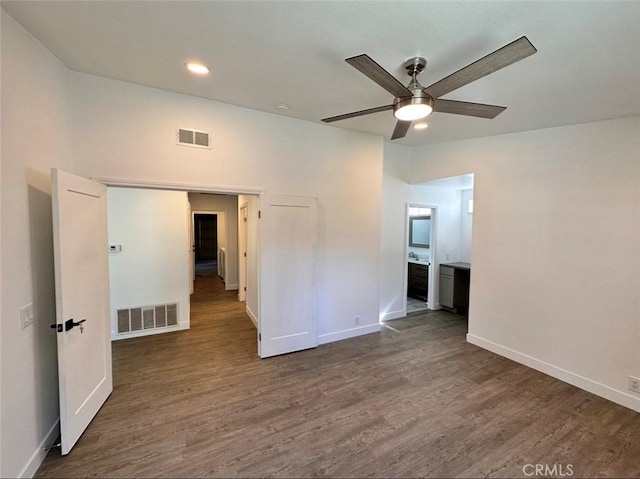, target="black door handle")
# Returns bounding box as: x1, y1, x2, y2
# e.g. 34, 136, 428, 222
65, 318, 86, 331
